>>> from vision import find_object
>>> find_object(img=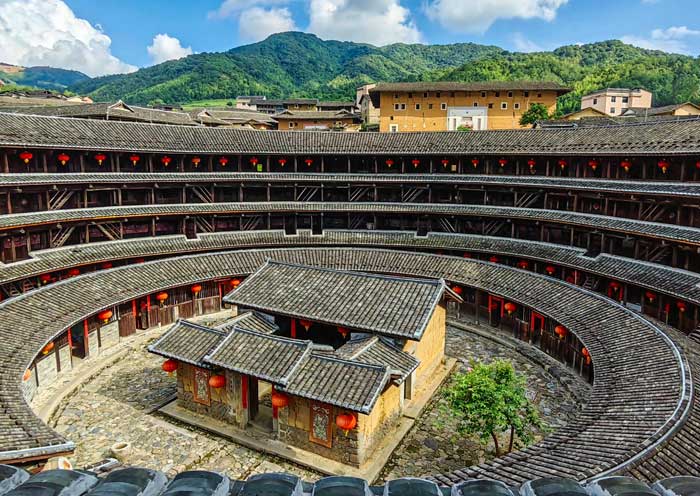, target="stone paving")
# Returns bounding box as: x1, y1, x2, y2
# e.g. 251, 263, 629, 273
37, 319, 587, 483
